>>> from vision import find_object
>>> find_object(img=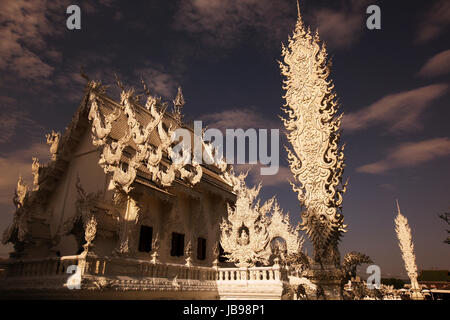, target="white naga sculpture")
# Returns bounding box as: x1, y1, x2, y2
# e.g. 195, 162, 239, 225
86, 80, 227, 194
395, 201, 420, 291
45, 130, 60, 161
220, 172, 303, 267
279, 5, 347, 267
